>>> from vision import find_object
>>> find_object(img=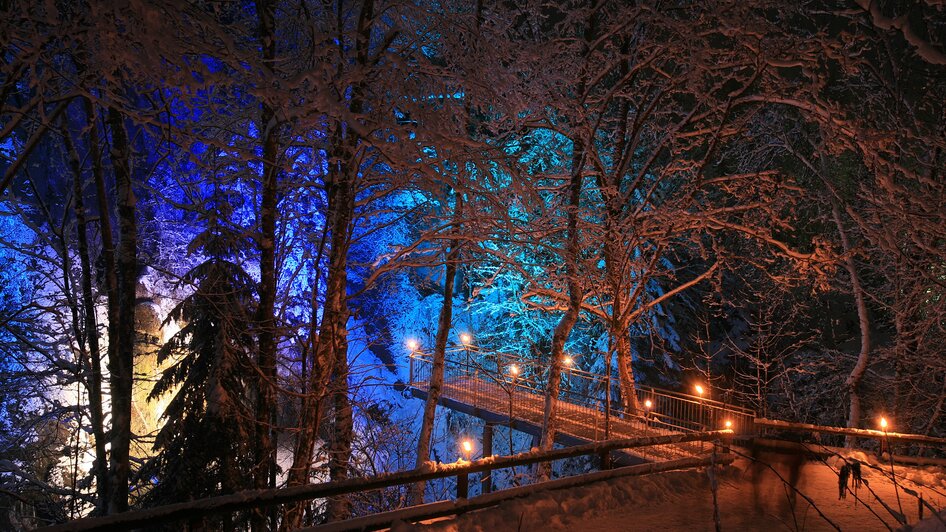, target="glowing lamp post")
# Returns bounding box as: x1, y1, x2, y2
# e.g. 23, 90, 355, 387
506, 364, 520, 454
695, 384, 706, 451
880, 416, 902, 513
644, 399, 653, 428
457, 439, 473, 499
695, 385, 706, 429
407, 339, 419, 384
562, 355, 573, 391
724, 420, 732, 429
459, 333, 473, 373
